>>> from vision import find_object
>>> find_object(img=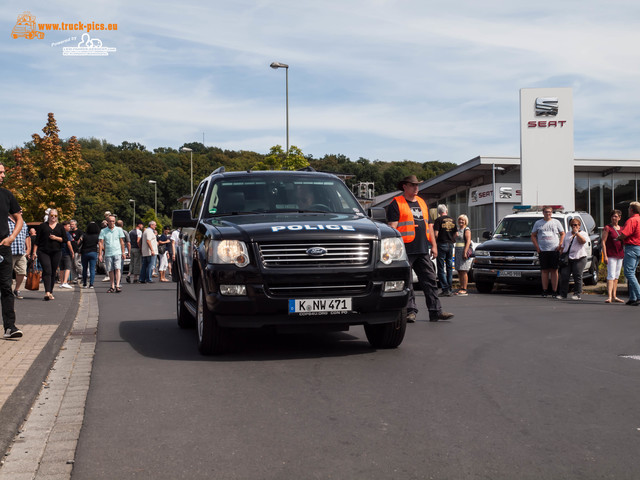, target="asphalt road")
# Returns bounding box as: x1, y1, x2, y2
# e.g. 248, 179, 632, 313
71, 283, 640, 480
